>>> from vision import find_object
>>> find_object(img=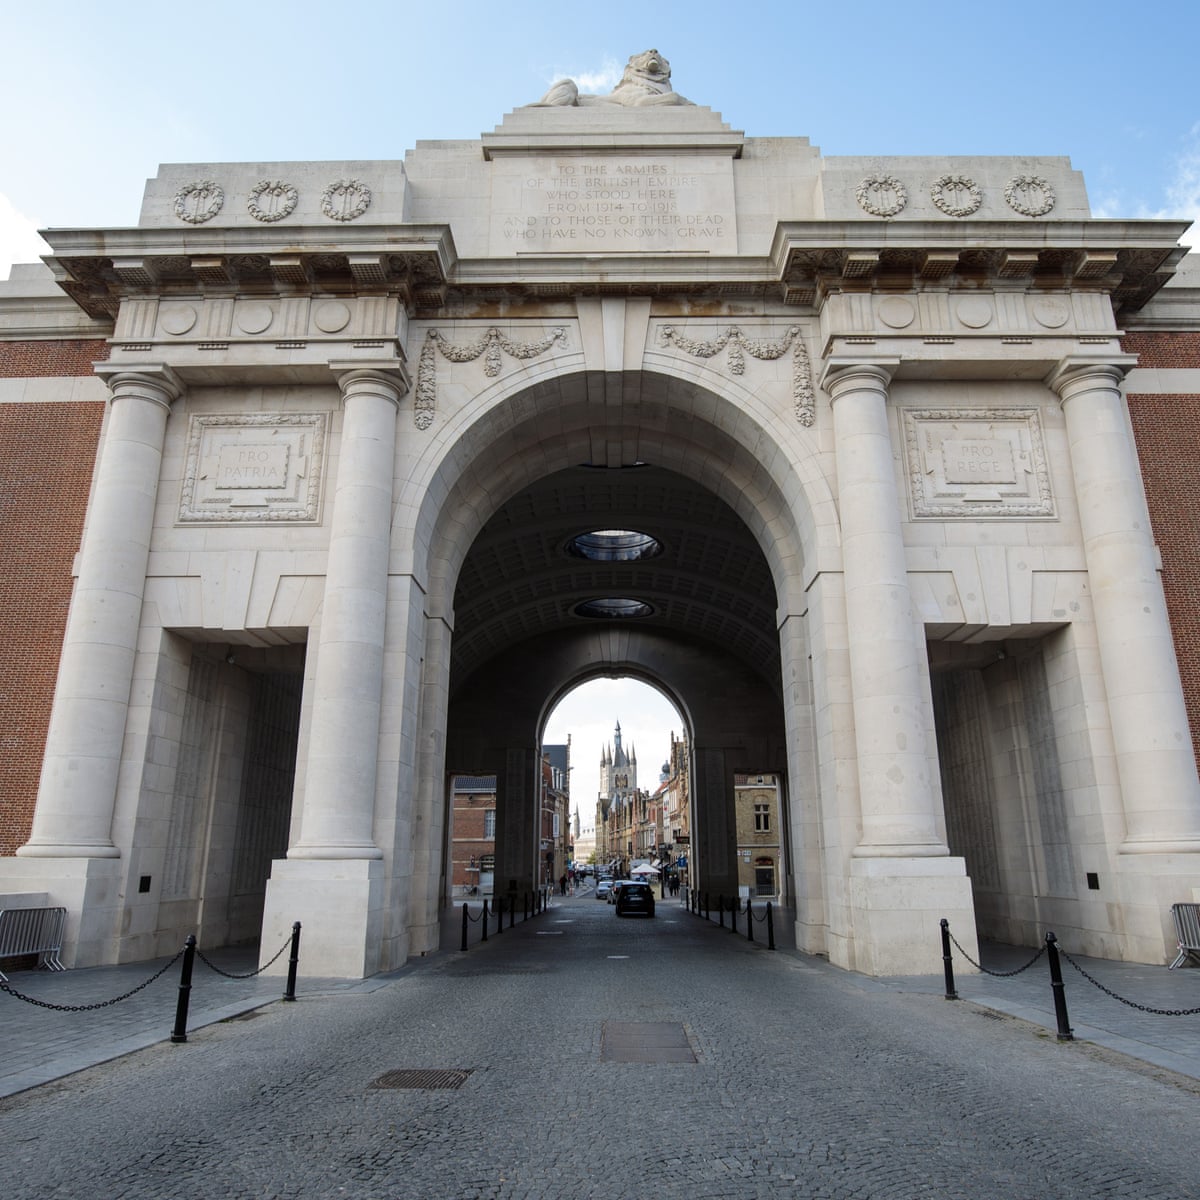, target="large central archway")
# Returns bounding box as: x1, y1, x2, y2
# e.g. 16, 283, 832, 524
409, 364, 829, 956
